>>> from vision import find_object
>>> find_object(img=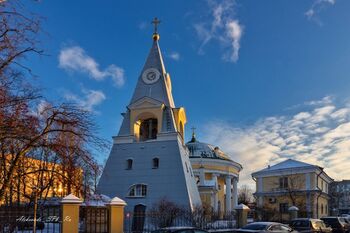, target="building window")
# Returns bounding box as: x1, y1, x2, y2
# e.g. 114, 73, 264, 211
280, 203, 289, 213
126, 159, 133, 170
152, 158, 159, 169
140, 118, 158, 141
279, 177, 288, 189
321, 204, 324, 214
128, 184, 147, 197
